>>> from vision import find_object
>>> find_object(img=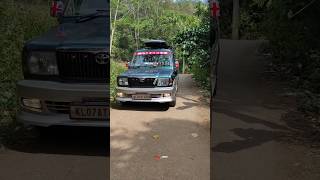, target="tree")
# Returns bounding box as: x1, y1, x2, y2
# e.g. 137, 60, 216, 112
110, 0, 120, 54
231, 0, 239, 40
